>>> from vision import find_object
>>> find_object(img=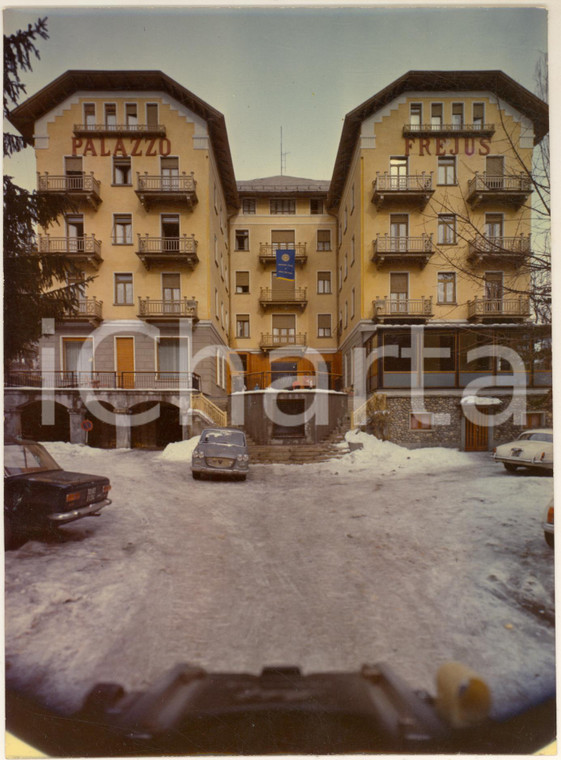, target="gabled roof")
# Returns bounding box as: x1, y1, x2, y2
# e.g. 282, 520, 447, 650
327, 69, 549, 210
237, 175, 329, 195
7, 69, 239, 209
